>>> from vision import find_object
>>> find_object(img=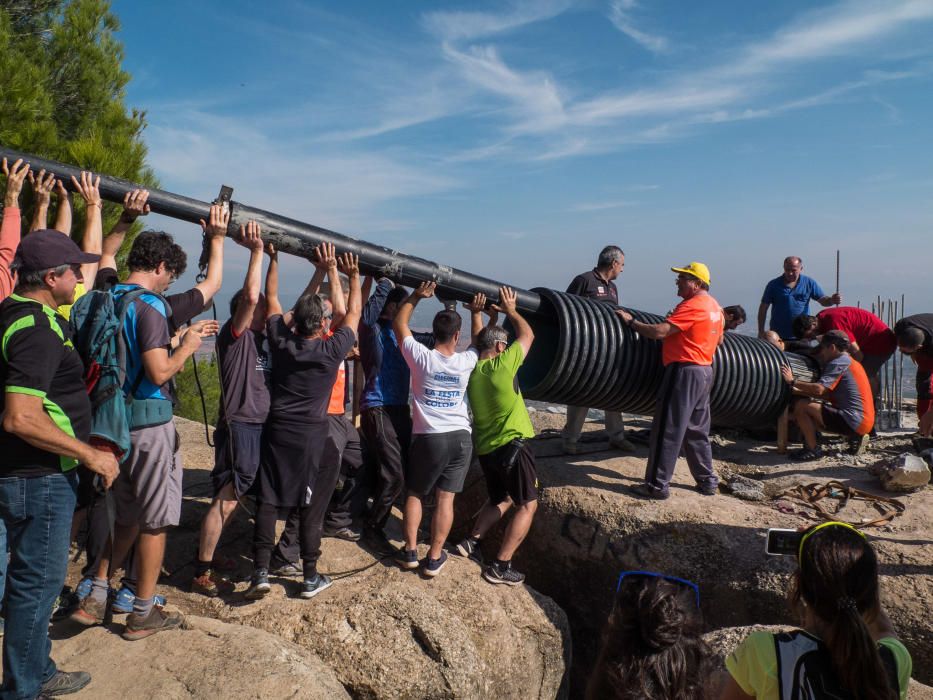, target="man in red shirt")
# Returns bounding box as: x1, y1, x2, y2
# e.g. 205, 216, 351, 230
617, 262, 723, 500
792, 307, 895, 406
